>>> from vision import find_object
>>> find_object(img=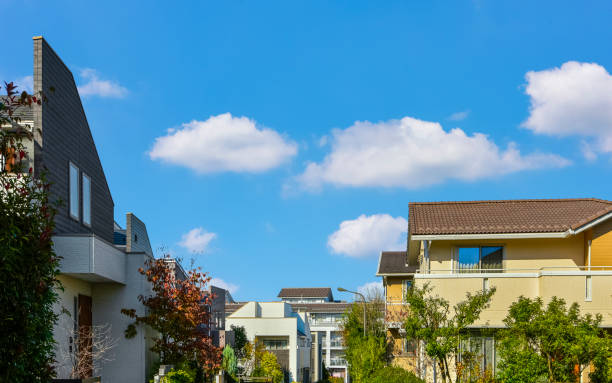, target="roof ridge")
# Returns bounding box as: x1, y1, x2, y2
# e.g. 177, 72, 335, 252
409, 198, 611, 206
